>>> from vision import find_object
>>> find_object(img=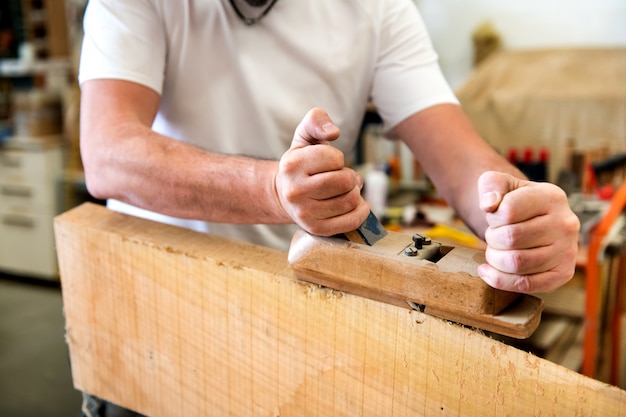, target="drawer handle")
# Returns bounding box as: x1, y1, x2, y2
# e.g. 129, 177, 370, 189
2, 214, 34, 228
1, 185, 32, 197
